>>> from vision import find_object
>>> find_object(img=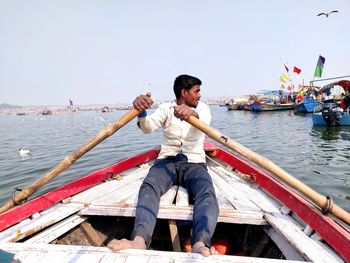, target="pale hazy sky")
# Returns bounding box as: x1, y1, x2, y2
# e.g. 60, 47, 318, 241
1, 0, 349, 106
